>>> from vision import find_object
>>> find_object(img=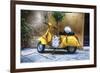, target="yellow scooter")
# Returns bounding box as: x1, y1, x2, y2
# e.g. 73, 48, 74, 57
37, 22, 81, 54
